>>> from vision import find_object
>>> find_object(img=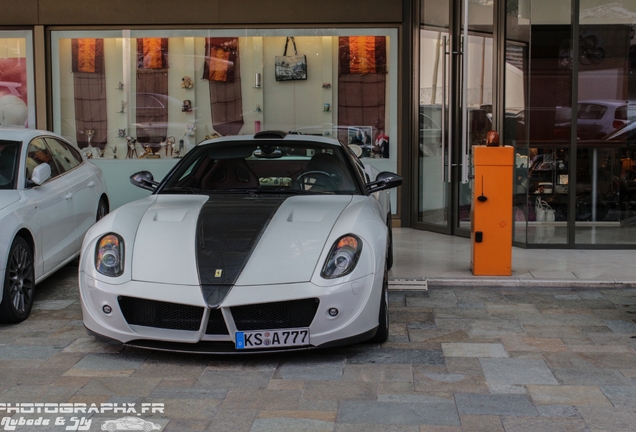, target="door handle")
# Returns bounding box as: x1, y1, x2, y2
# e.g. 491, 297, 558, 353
88, 181, 95, 187
460, 0, 470, 184
65, 193, 73, 200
